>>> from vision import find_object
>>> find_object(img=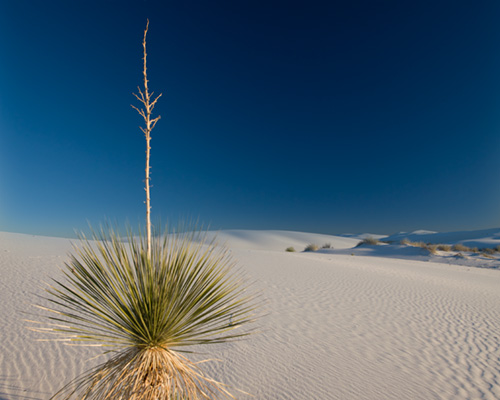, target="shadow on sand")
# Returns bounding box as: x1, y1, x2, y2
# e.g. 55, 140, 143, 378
0, 376, 49, 400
